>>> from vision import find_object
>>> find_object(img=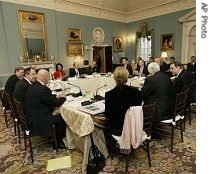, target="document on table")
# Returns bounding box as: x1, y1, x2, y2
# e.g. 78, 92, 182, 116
77, 100, 105, 115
